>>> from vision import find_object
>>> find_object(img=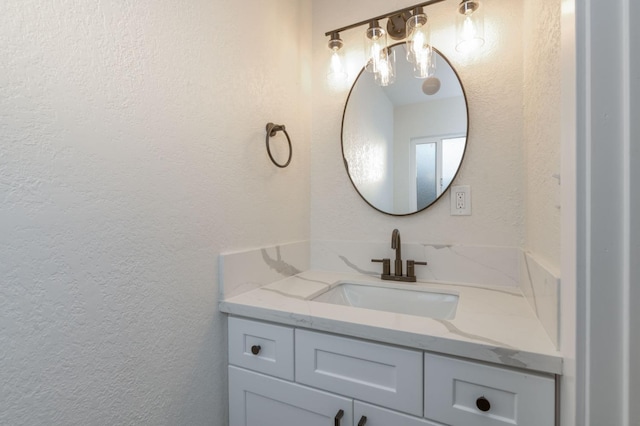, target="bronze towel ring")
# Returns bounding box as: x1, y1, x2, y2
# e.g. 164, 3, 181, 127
265, 123, 292, 168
